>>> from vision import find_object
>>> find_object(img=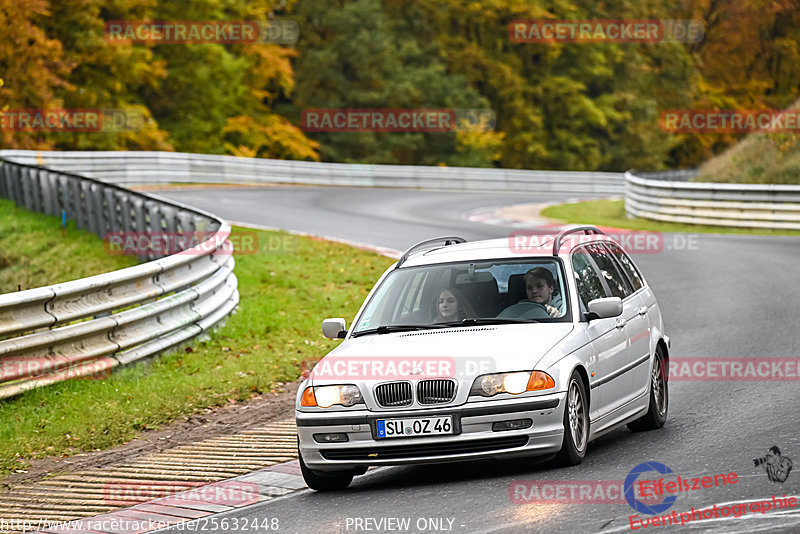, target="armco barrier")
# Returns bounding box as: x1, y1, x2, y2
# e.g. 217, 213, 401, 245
0, 159, 239, 399
625, 170, 800, 230
0, 150, 626, 195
